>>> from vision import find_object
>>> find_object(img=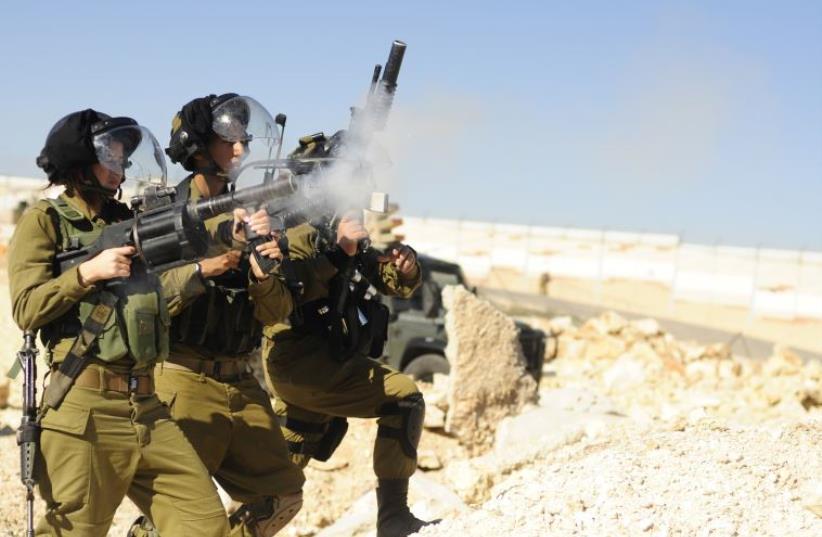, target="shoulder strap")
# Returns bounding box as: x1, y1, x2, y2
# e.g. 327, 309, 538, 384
39, 199, 69, 253
43, 197, 85, 222
40, 291, 118, 412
